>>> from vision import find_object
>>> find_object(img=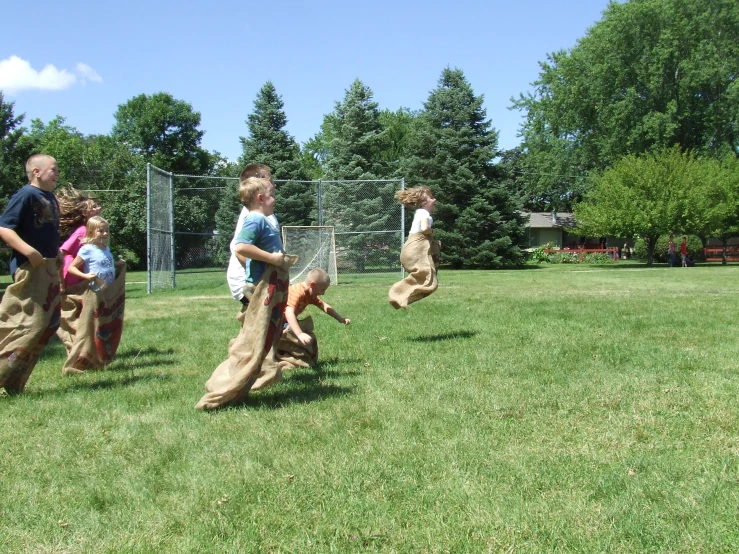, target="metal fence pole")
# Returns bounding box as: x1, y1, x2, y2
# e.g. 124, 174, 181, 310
401, 177, 406, 277
169, 172, 176, 289
317, 180, 323, 226
146, 163, 152, 294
